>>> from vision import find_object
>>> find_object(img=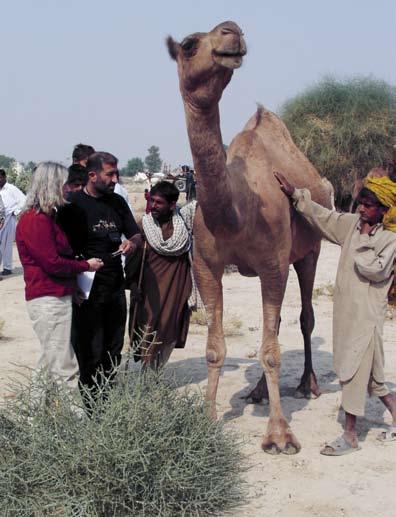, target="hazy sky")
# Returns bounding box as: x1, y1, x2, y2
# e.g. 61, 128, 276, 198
1, 0, 395, 168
